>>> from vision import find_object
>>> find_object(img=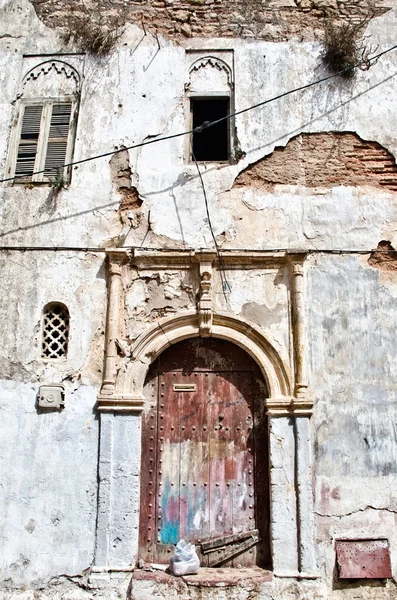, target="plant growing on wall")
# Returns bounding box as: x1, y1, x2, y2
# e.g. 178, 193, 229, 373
321, 18, 373, 79
62, 2, 125, 56
51, 168, 66, 191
